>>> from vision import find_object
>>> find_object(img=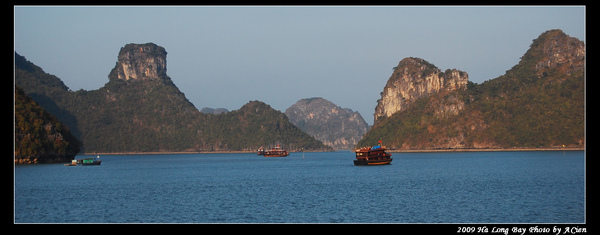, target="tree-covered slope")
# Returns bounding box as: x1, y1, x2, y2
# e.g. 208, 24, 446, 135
359, 29, 584, 149
15, 43, 329, 153
15, 85, 81, 163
